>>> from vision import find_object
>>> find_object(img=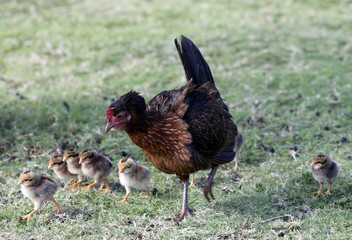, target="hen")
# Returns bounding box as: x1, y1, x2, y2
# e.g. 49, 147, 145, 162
105, 36, 238, 222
